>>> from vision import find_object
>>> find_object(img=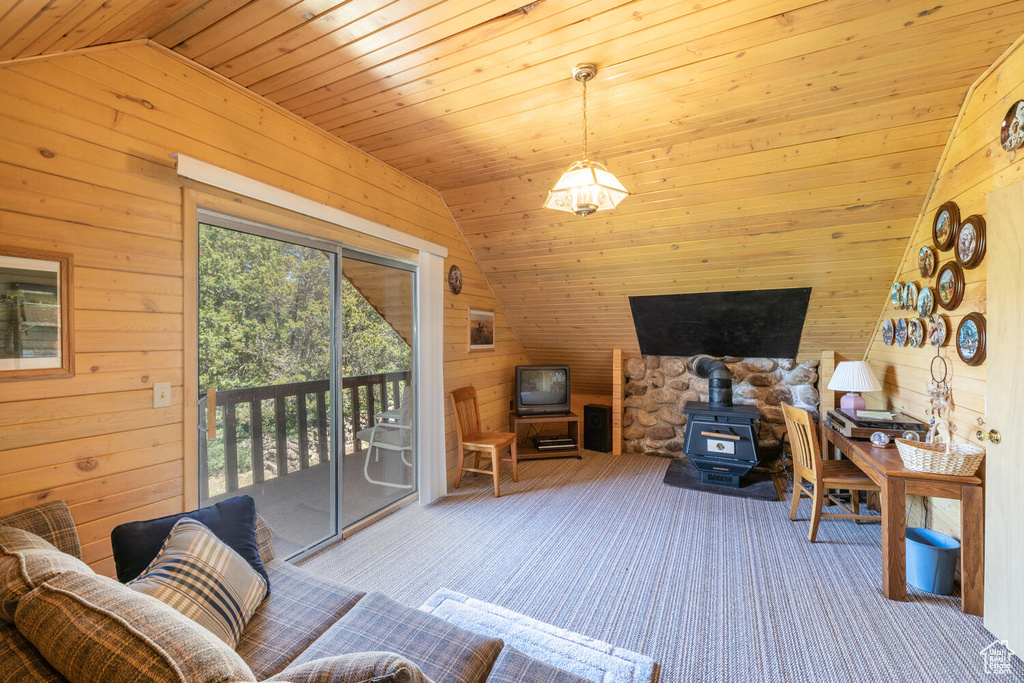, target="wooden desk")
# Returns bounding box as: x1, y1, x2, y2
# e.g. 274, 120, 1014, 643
508, 411, 581, 460
820, 423, 984, 616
